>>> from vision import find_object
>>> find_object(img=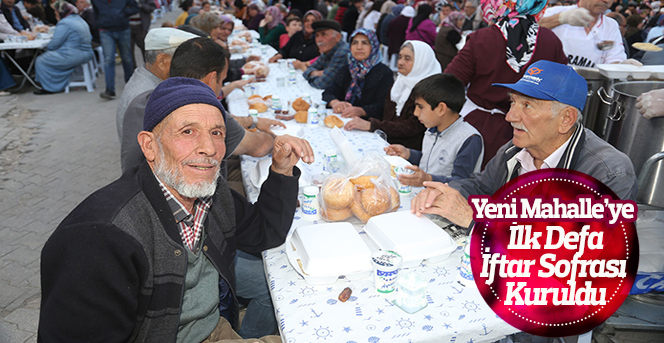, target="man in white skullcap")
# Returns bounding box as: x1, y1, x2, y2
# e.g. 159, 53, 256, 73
116, 27, 199, 140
